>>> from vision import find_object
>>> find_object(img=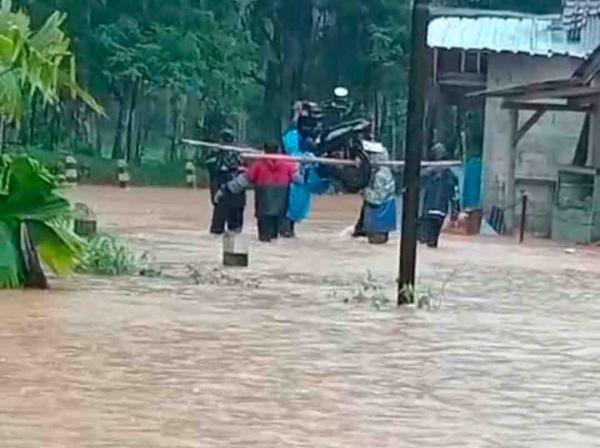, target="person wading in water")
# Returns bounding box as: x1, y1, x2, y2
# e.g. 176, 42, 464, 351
216, 143, 302, 242
419, 143, 460, 248
205, 129, 247, 235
